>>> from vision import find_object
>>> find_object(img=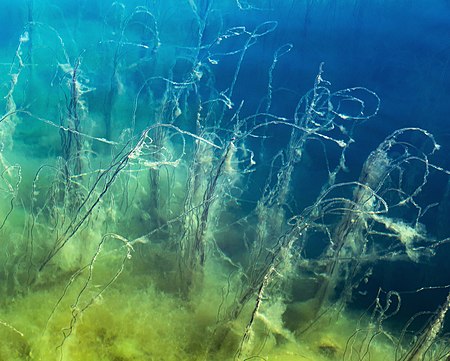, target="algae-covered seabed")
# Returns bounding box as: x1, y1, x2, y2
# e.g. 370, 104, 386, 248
1, 0, 449, 360
0, 236, 395, 361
